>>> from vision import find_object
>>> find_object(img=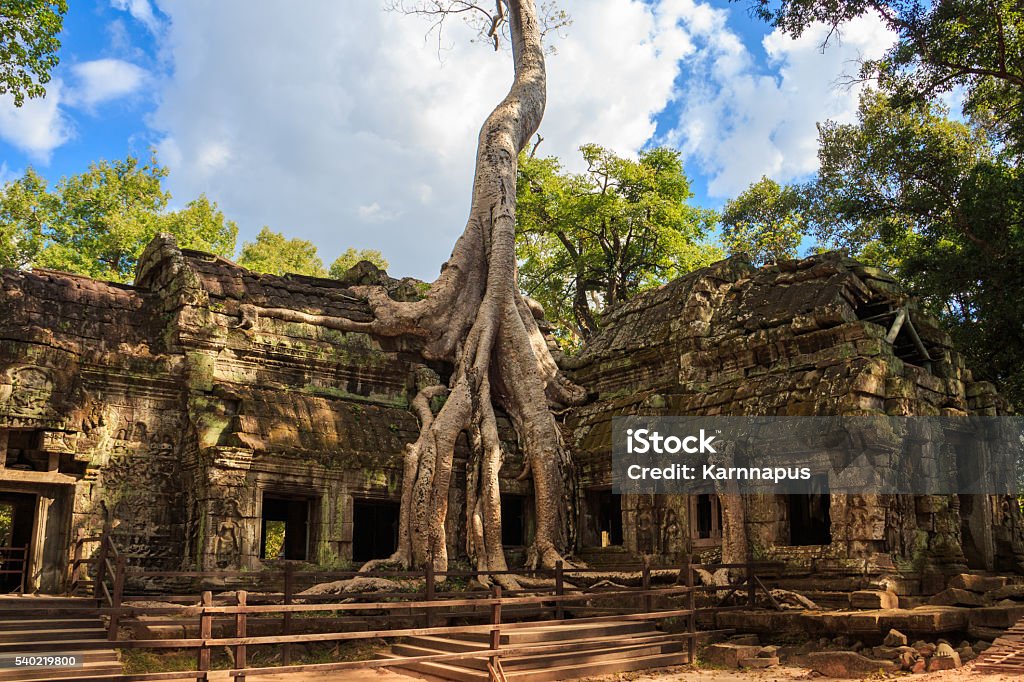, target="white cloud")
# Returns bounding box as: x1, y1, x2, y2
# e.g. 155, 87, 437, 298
0, 81, 73, 163
668, 11, 895, 197
111, 0, 161, 34
147, 0, 698, 279
68, 59, 148, 108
